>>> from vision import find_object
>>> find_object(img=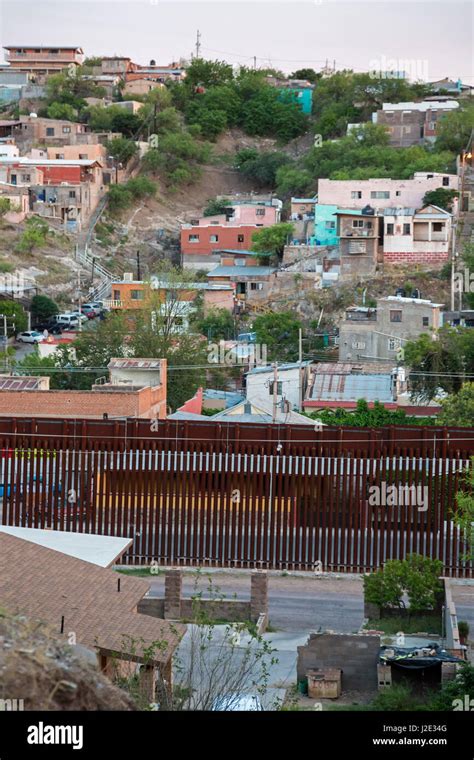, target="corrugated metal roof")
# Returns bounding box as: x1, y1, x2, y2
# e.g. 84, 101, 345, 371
383, 207, 416, 216
0, 376, 44, 390
248, 361, 311, 375
207, 266, 276, 277
108, 358, 162, 369
311, 373, 393, 402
